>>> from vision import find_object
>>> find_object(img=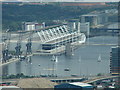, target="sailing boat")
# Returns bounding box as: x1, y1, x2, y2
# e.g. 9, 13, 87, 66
72, 46, 74, 56
27, 56, 32, 64
51, 55, 58, 63
97, 54, 102, 62
79, 56, 81, 62
55, 56, 58, 63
